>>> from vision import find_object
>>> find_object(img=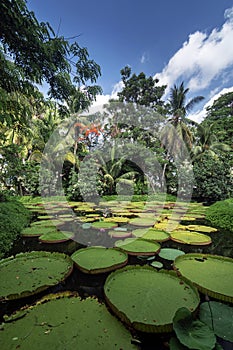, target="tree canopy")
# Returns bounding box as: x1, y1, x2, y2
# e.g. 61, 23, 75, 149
117, 66, 167, 111
0, 0, 102, 121
202, 91, 233, 146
